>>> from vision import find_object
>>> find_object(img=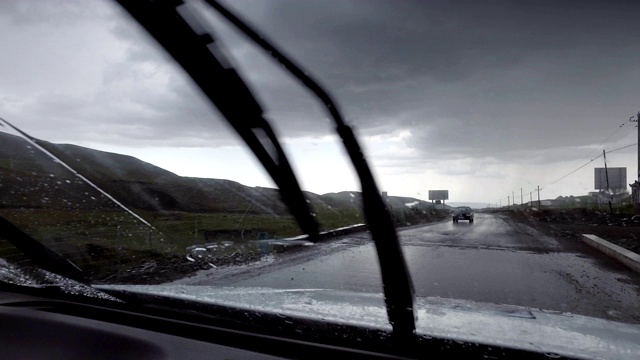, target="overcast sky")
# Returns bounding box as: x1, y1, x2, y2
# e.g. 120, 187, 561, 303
1, 0, 640, 205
